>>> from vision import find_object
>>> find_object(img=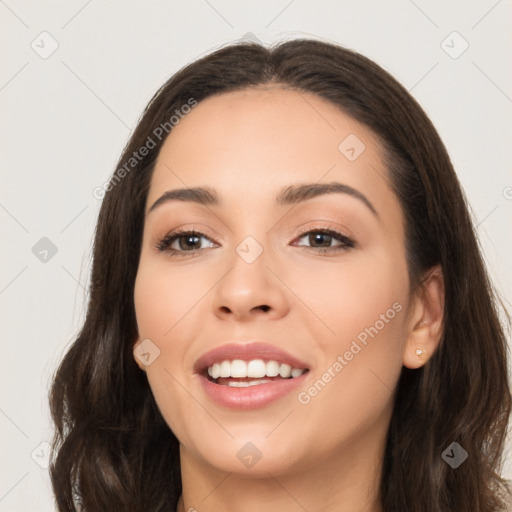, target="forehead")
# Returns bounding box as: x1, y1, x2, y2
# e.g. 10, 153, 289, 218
148, 86, 392, 214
